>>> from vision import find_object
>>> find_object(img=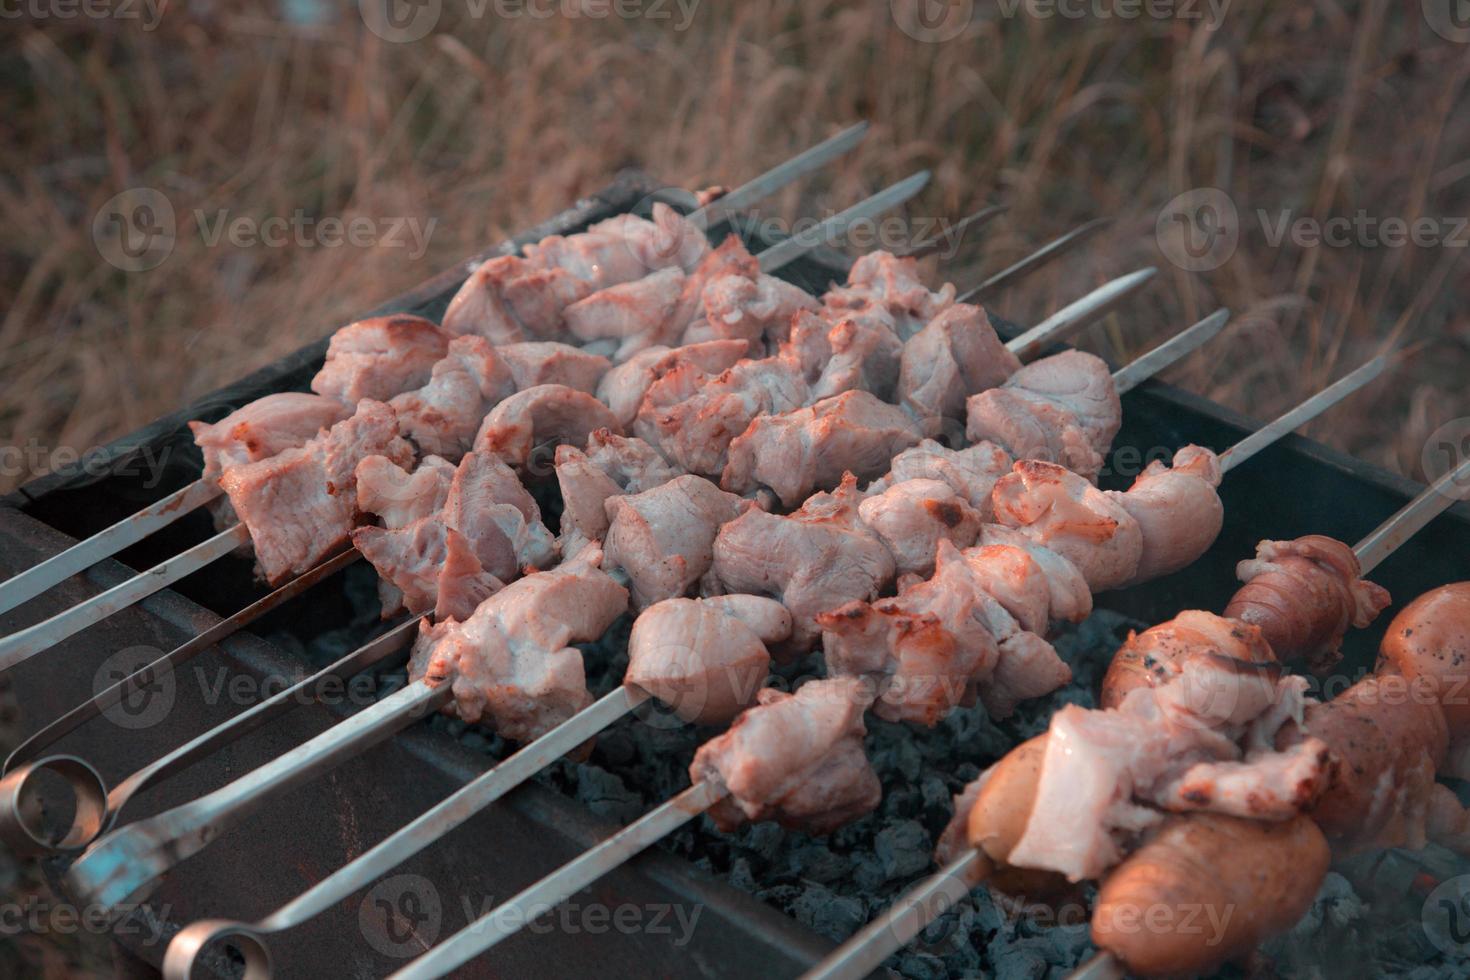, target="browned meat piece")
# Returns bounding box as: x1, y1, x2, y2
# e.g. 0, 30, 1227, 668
721, 390, 922, 507
898, 304, 1020, 426
603, 475, 748, 609
1108, 445, 1223, 587
475, 384, 623, 471
690, 676, 881, 834
966, 388, 1103, 482
497, 342, 610, 394
1377, 582, 1470, 737
857, 478, 983, 577
190, 393, 350, 485
934, 775, 987, 866
1000, 350, 1121, 452
867, 439, 1012, 518
553, 430, 682, 550
1225, 535, 1391, 672
596, 339, 748, 429
683, 273, 818, 353
822, 251, 955, 339
637, 352, 809, 477
711, 474, 895, 653
991, 459, 1144, 592
409, 545, 628, 741
562, 266, 686, 362
974, 526, 1094, 625
220, 401, 414, 585
388, 336, 516, 460
785, 308, 904, 403
355, 454, 456, 529
624, 595, 790, 725
310, 316, 449, 405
